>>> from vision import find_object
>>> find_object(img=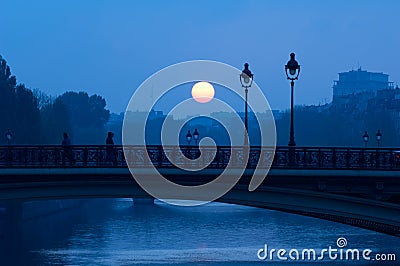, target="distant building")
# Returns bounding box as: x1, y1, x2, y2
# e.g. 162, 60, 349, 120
333, 67, 394, 103
107, 112, 124, 126
148, 109, 165, 120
